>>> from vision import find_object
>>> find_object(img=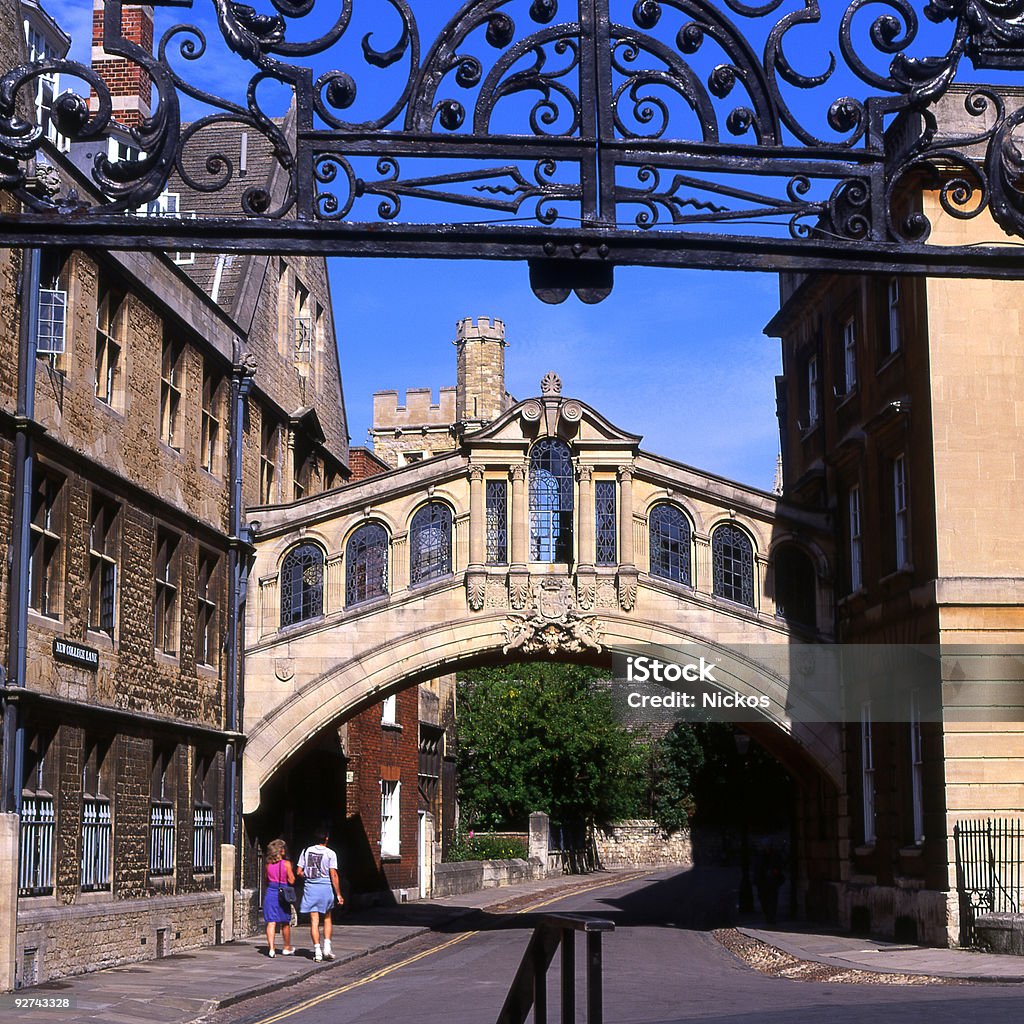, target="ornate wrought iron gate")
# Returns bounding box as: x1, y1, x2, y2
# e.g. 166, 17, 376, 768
6, 1, 1024, 296
954, 818, 1024, 947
